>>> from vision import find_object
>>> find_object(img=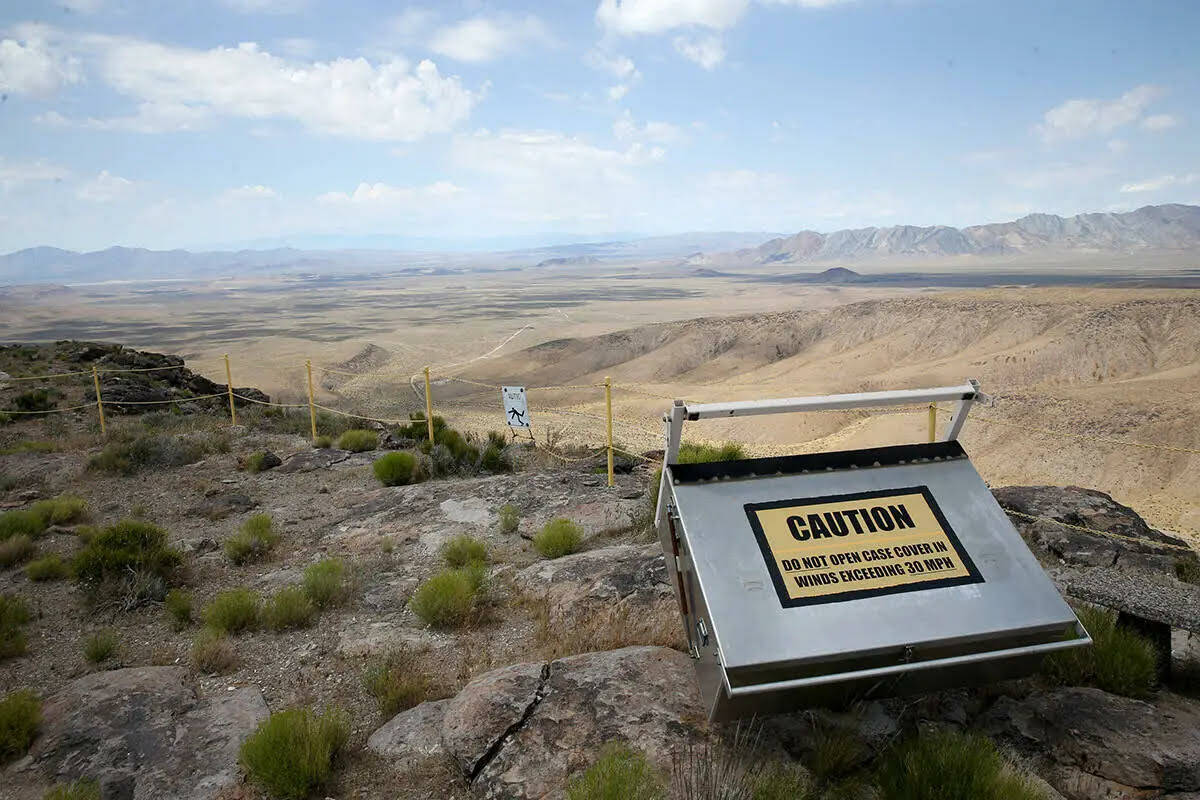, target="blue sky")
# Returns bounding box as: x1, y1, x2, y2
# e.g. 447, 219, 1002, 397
0, 0, 1197, 252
